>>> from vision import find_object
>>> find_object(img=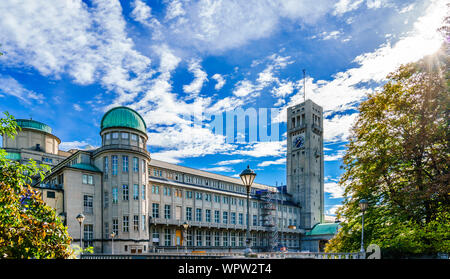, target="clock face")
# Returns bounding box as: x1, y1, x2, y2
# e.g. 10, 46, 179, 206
293, 135, 305, 149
